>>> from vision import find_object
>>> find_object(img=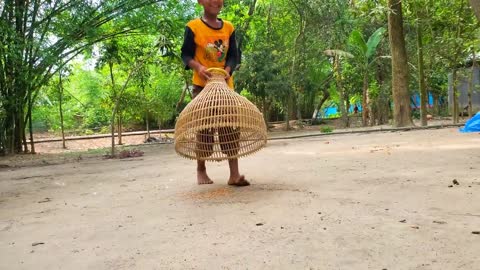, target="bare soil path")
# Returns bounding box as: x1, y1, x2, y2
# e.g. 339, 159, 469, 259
1, 128, 479, 269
